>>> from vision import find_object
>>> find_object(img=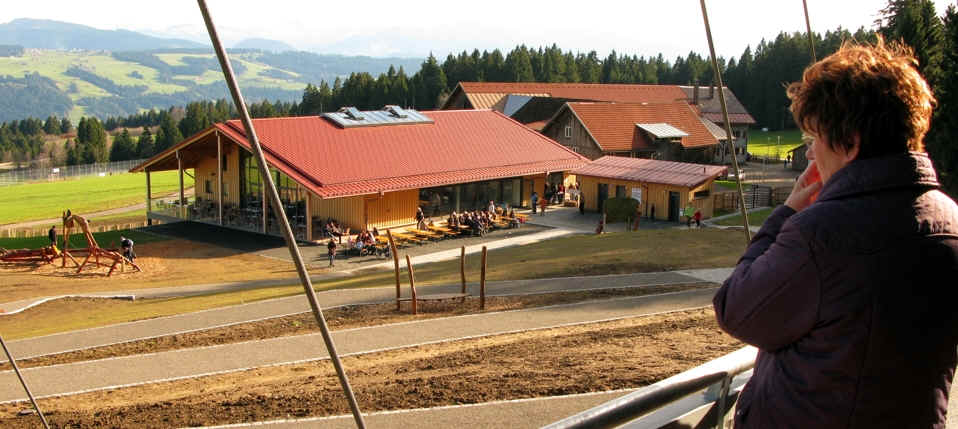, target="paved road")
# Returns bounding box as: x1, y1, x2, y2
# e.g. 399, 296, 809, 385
6, 271, 706, 360
0, 288, 717, 403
